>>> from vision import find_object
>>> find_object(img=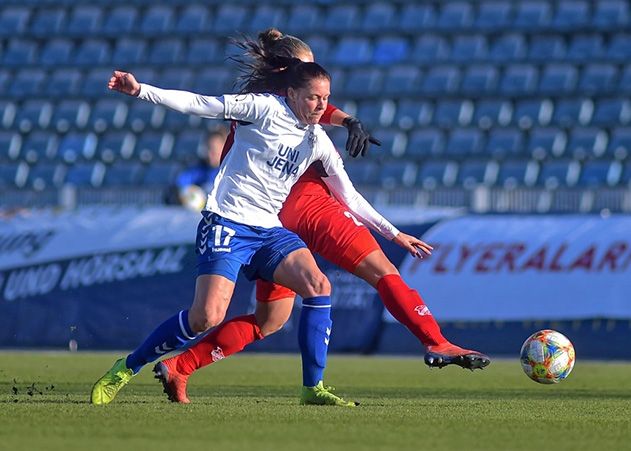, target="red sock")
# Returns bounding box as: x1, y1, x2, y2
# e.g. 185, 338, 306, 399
175, 314, 263, 376
376, 274, 447, 348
